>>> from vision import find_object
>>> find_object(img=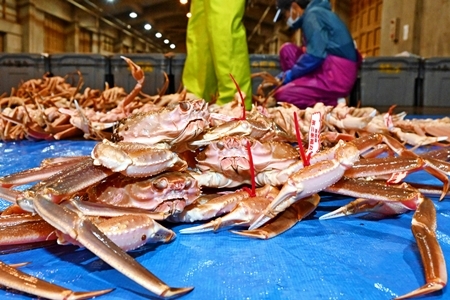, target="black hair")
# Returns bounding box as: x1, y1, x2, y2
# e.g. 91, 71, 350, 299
276, 0, 311, 10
